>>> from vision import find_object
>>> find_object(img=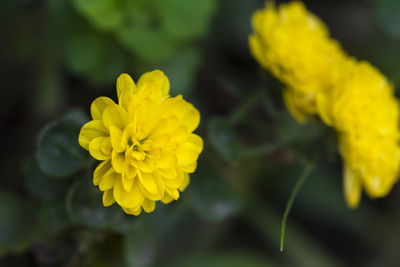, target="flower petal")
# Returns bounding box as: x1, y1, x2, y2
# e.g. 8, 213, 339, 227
179, 161, 197, 173
93, 160, 111, 186
103, 105, 129, 130
343, 164, 361, 209
137, 70, 170, 101
137, 158, 156, 173
164, 169, 184, 188
91, 97, 116, 120
138, 171, 158, 195
114, 178, 144, 209
166, 188, 180, 200
176, 134, 203, 165
158, 168, 177, 179
117, 73, 137, 99
111, 150, 125, 173
123, 207, 142, 216
89, 137, 111, 160
175, 100, 200, 132
99, 169, 117, 191
161, 193, 174, 204
109, 125, 124, 152
78, 120, 108, 150
179, 173, 190, 191
122, 174, 134, 192
142, 199, 156, 213
102, 189, 115, 207
157, 151, 177, 169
